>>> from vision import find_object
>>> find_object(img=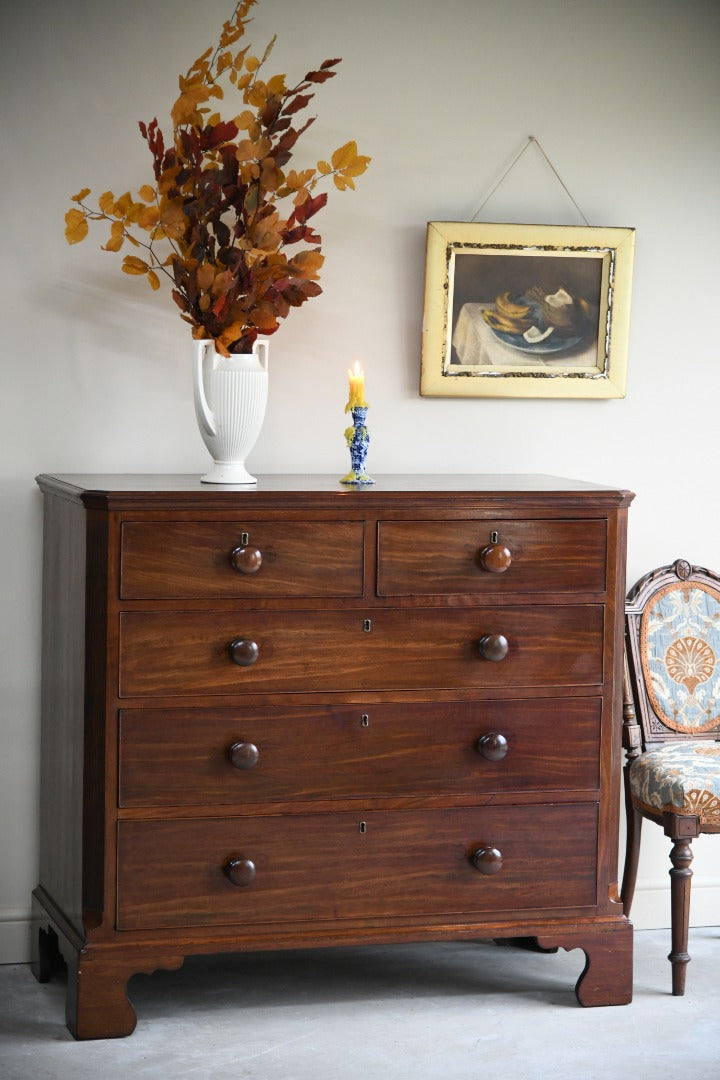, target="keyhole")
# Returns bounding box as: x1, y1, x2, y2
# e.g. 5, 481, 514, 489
358, 821, 367, 834
241, 531, 250, 545
360, 714, 369, 728
363, 619, 372, 632
490, 530, 499, 544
